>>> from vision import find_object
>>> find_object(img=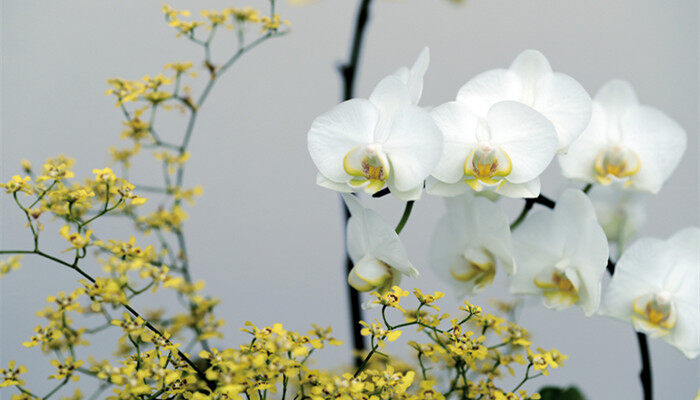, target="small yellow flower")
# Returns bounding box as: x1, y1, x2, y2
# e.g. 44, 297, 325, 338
415, 380, 445, 400
165, 61, 195, 75
371, 286, 409, 311
0, 256, 22, 277
46, 289, 84, 313
260, 14, 289, 32
527, 349, 556, 376
22, 325, 61, 351
59, 225, 92, 251
359, 320, 401, 348
120, 116, 151, 140
1, 175, 32, 194
308, 324, 343, 348
106, 78, 146, 105
413, 289, 444, 310
227, 6, 260, 22
92, 168, 117, 185
20, 159, 32, 174
49, 357, 83, 381
0, 360, 27, 387
110, 144, 141, 168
